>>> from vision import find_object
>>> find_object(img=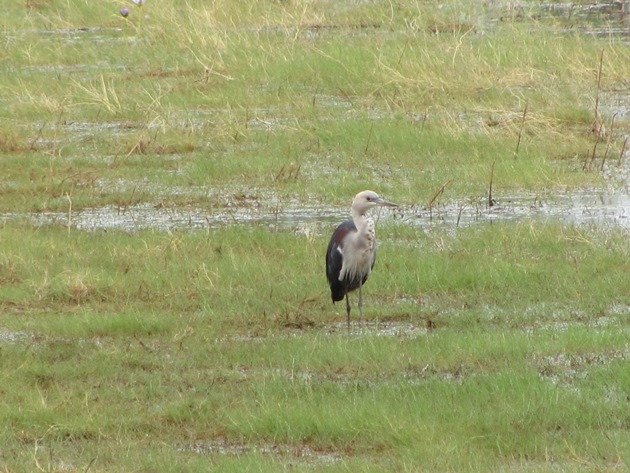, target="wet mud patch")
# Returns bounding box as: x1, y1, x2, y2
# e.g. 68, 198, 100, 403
513, 303, 630, 334
323, 319, 428, 338
55, 120, 140, 137
599, 90, 630, 123
536, 349, 630, 386
209, 363, 468, 388
251, 2, 630, 40
492, 1, 630, 38
18, 26, 131, 44
522, 313, 627, 335
16, 62, 127, 76
524, 319, 609, 335
0, 329, 31, 344
217, 319, 428, 343
402, 363, 467, 385
179, 439, 343, 465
